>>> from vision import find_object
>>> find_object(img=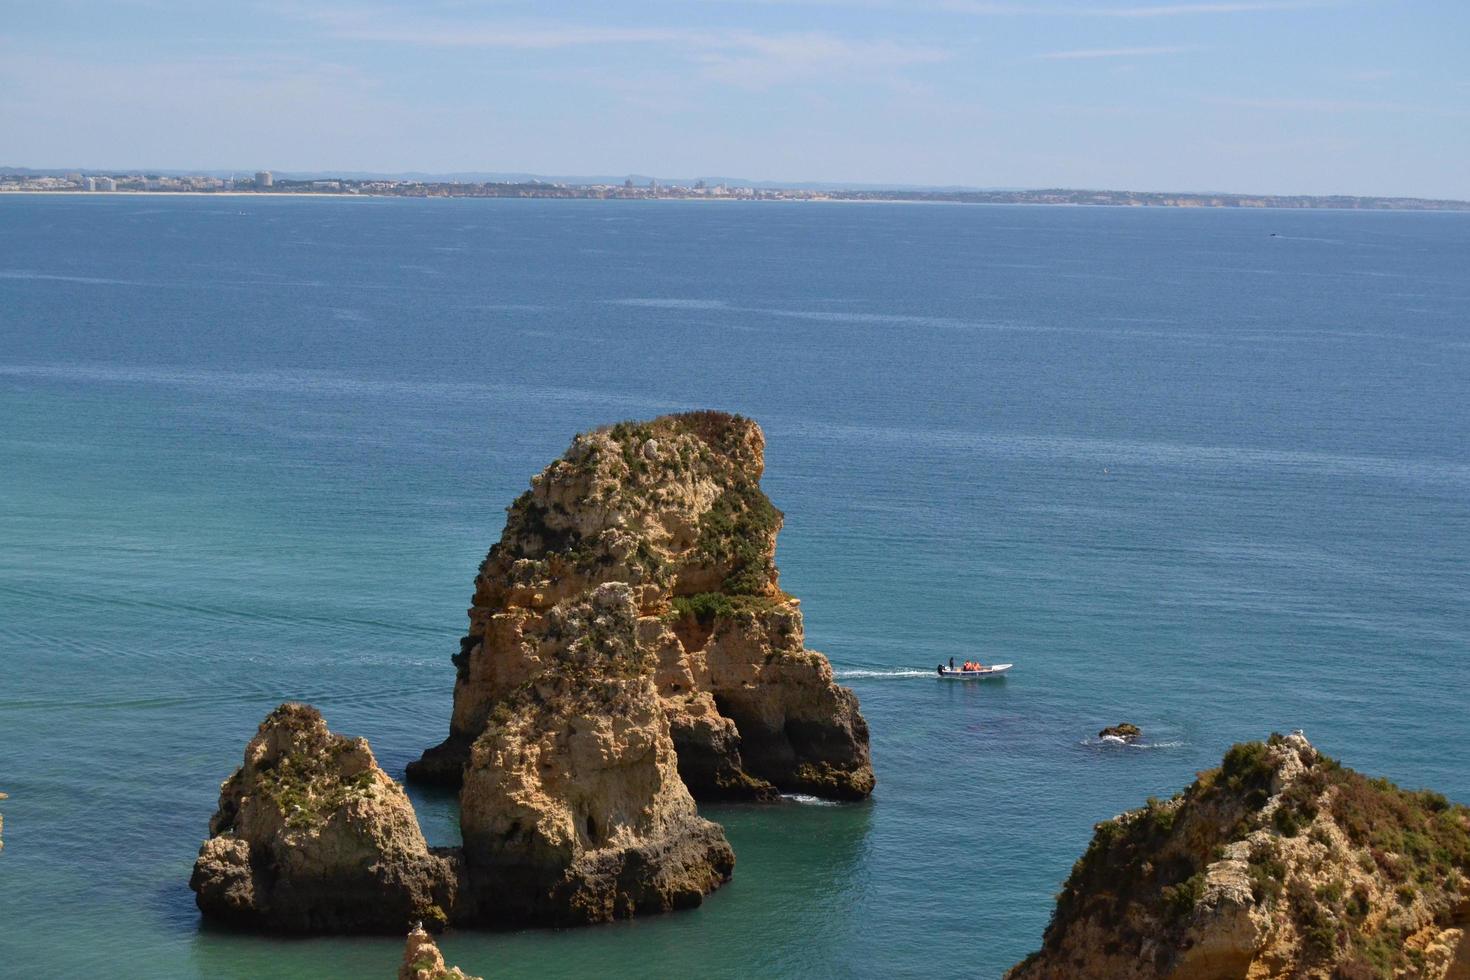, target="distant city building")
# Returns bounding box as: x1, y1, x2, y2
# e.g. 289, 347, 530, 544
96, 176, 116, 191
255, 171, 273, 188
84, 177, 97, 192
